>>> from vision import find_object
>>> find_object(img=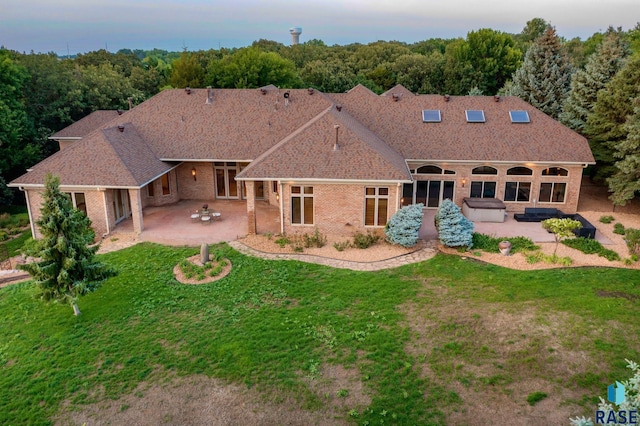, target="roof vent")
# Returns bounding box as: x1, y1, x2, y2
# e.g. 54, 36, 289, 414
117, 109, 124, 115
117, 124, 125, 132
260, 88, 267, 95
444, 94, 450, 102
206, 86, 213, 104
308, 88, 314, 95
336, 105, 342, 112
392, 93, 400, 102
185, 87, 191, 95
494, 95, 500, 102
